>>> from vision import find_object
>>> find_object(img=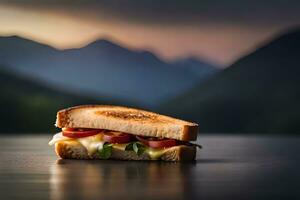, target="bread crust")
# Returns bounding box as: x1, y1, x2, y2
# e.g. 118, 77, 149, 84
55, 141, 196, 162
55, 105, 198, 141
